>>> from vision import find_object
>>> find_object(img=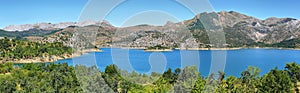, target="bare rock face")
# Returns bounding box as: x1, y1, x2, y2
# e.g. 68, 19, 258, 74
97, 11, 300, 48
3, 24, 35, 31
2, 20, 107, 31
2, 11, 300, 48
